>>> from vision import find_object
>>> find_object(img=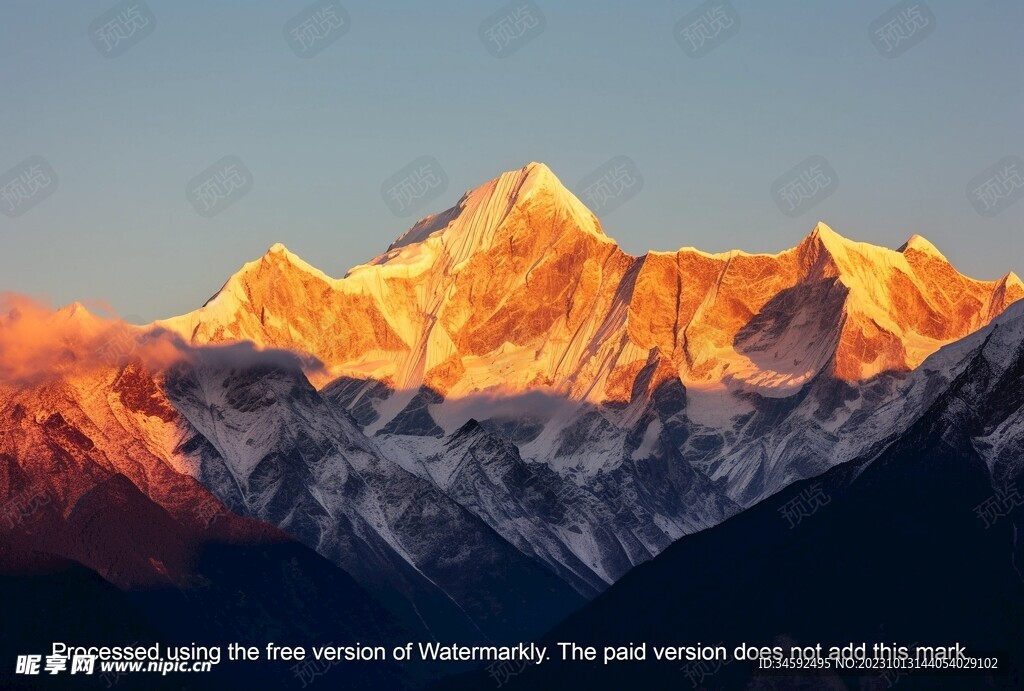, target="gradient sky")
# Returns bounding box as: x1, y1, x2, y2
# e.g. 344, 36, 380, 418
1, 0, 1021, 321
